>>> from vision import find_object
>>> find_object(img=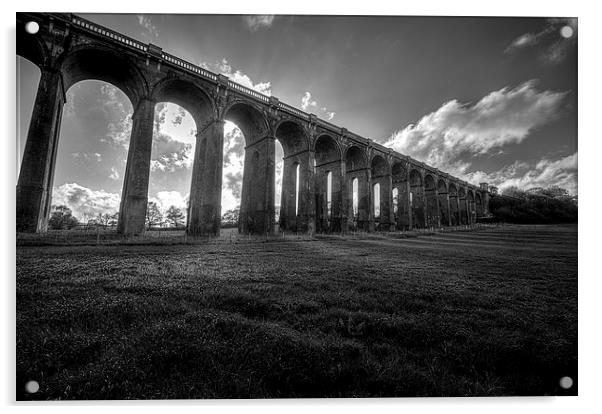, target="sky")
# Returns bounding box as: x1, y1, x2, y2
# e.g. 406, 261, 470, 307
16, 14, 577, 220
